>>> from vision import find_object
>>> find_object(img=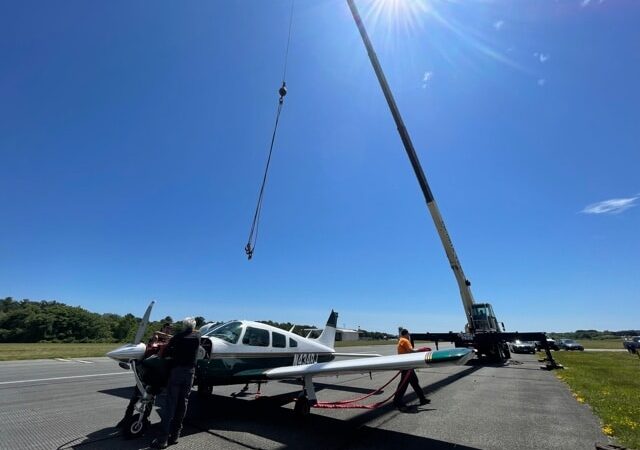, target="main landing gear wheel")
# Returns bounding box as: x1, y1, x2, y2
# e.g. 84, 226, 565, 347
294, 395, 311, 417
122, 413, 149, 439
